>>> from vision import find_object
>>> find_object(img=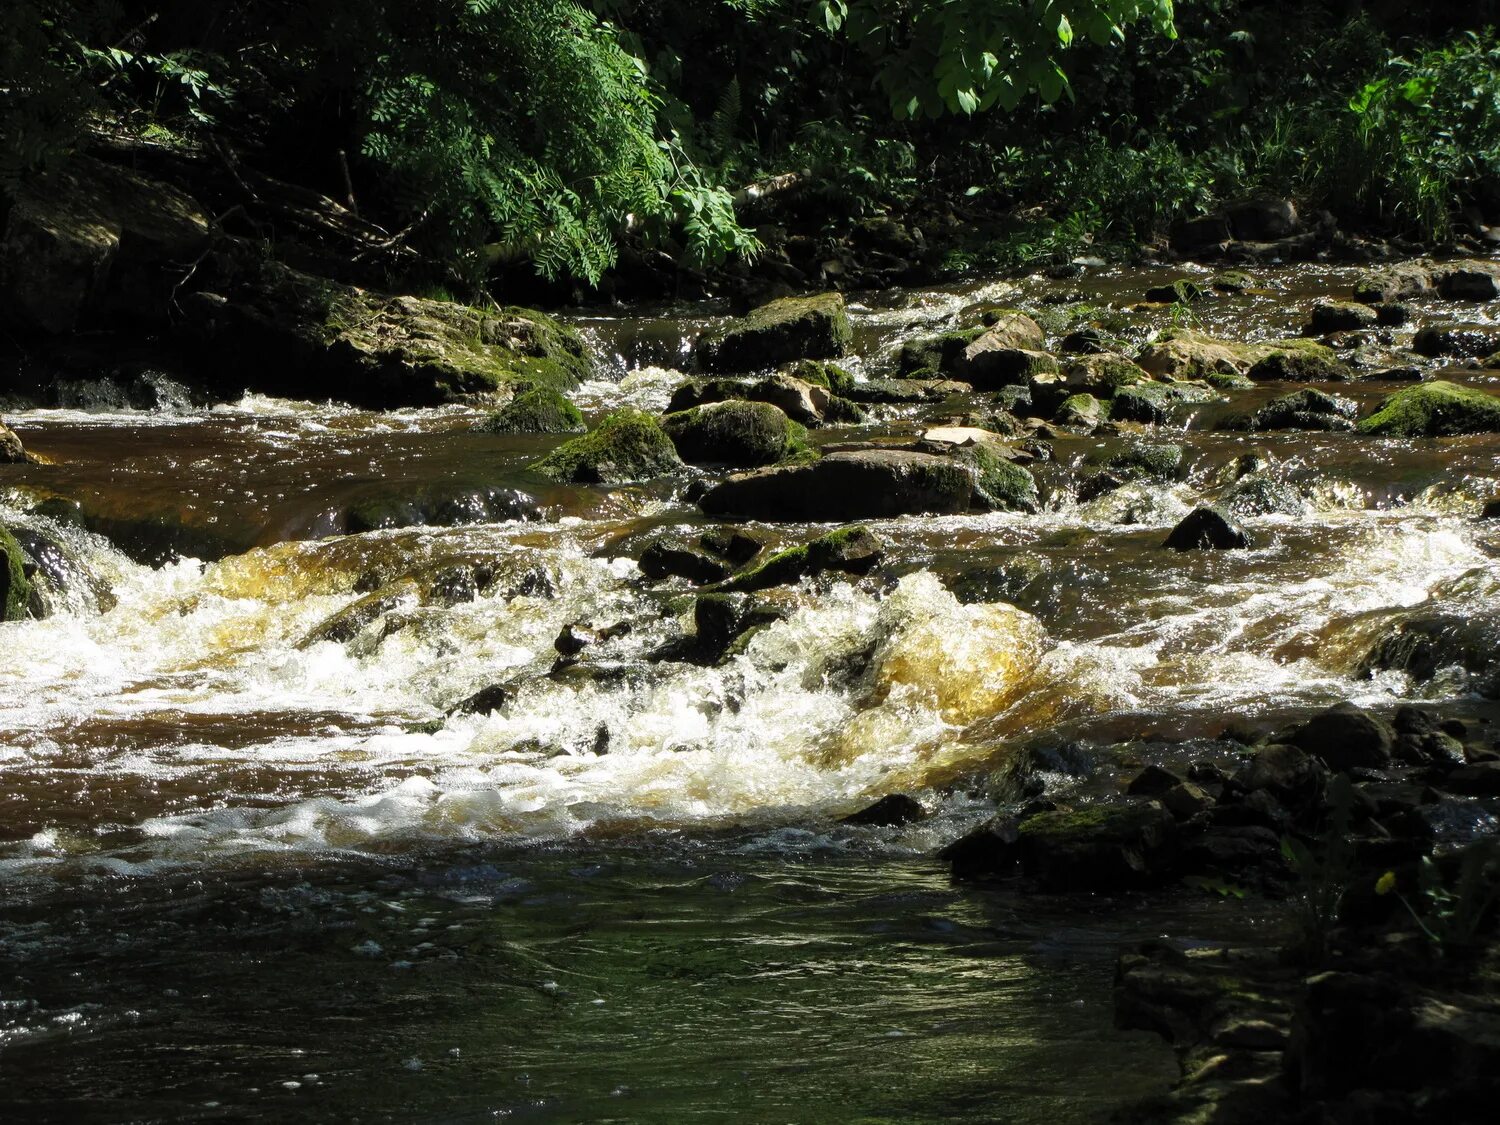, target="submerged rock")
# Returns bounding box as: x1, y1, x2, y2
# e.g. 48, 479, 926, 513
1307, 300, 1378, 334
1357, 380, 1500, 437
1163, 507, 1251, 550
638, 541, 731, 585
697, 292, 852, 372
1145, 279, 1208, 304
1223, 388, 1357, 432
1110, 382, 1216, 424
530, 410, 683, 484
699, 450, 975, 521
661, 400, 806, 467
474, 387, 584, 434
